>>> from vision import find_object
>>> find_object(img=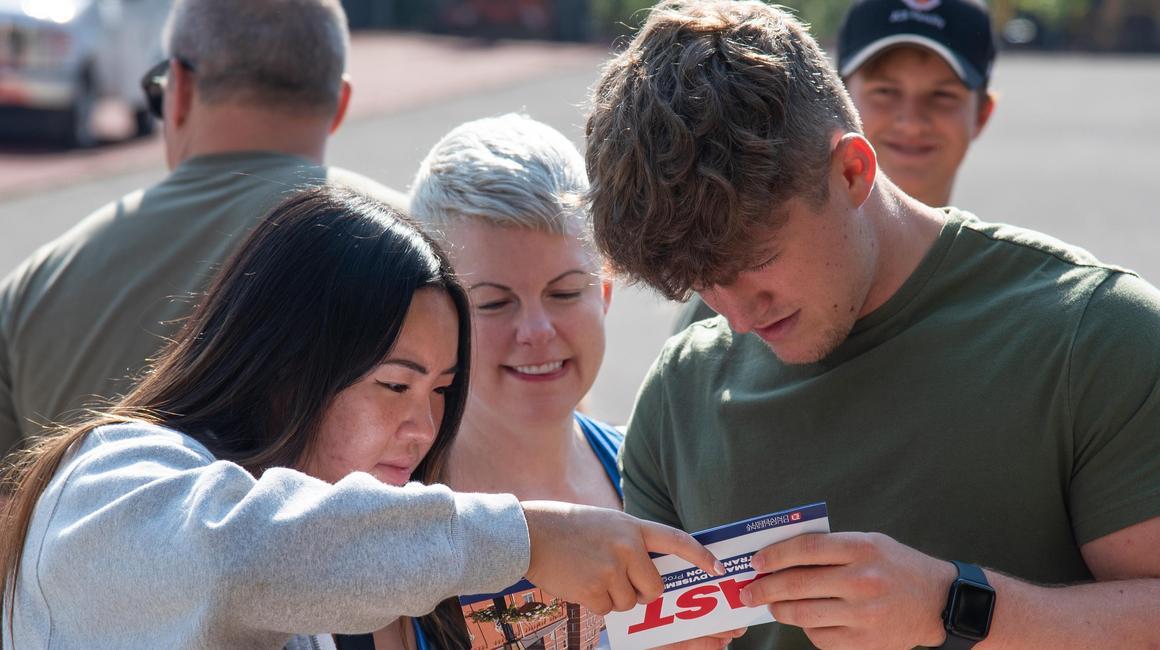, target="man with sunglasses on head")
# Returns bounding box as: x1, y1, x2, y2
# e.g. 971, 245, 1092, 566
0, 0, 405, 459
